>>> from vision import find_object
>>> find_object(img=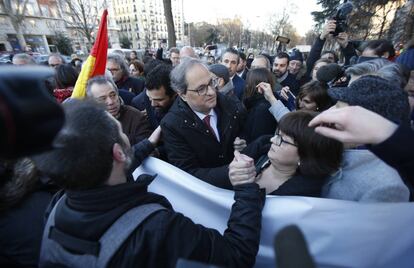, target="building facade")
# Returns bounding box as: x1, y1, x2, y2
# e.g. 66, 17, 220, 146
0, 0, 185, 54
0, 0, 66, 53
113, 0, 185, 49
